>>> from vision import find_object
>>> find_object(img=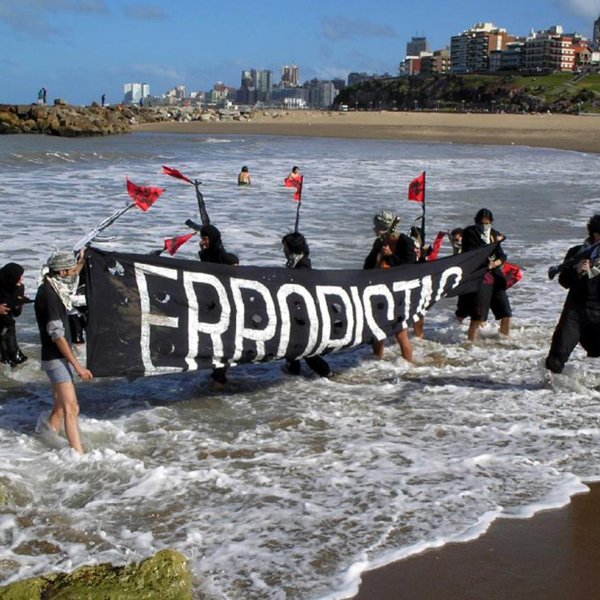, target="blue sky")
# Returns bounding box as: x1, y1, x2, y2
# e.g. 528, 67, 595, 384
1, 0, 600, 105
